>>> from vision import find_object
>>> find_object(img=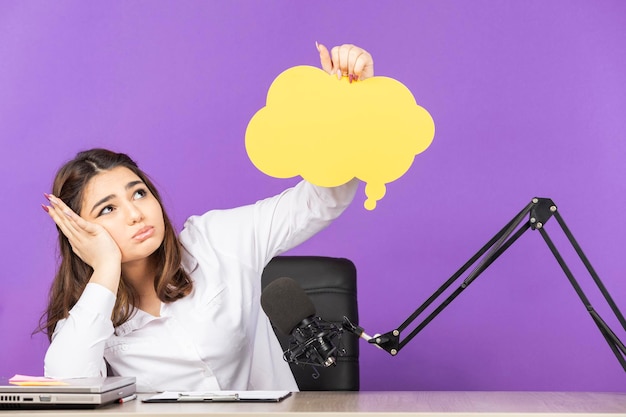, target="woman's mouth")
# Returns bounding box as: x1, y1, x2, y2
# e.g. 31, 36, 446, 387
133, 226, 155, 242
